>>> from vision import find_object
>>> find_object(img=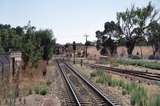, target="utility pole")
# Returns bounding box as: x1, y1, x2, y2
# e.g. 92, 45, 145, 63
84, 34, 89, 58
